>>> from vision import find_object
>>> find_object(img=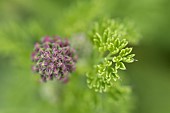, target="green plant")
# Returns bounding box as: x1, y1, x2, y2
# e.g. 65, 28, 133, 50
87, 19, 137, 92
0, 1, 141, 112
